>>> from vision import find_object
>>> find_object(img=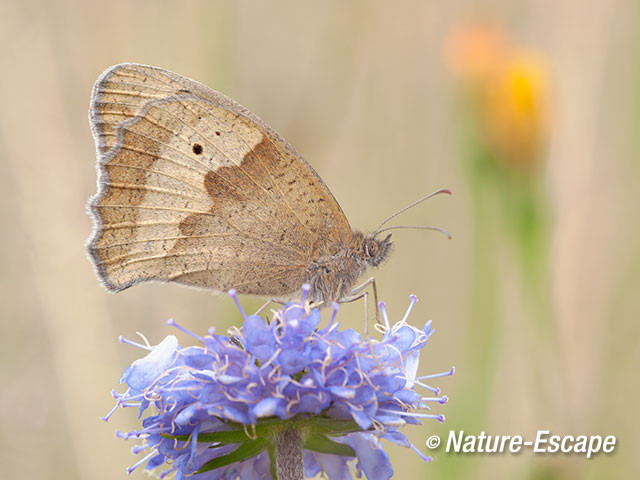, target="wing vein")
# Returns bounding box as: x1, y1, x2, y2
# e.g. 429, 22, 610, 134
96, 81, 174, 95
107, 162, 204, 192
96, 203, 307, 255
107, 182, 204, 201
95, 233, 303, 256
103, 251, 305, 268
